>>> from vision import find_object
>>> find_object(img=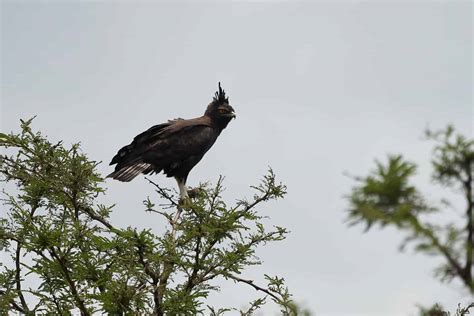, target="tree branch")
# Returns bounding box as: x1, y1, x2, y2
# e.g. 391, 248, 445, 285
48, 247, 89, 316
14, 242, 30, 313
225, 274, 283, 304
410, 216, 467, 286
145, 177, 180, 209
0, 289, 25, 313
184, 232, 202, 292
79, 204, 116, 232
135, 235, 159, 283
142, 179, 187, 315
155, 206, 183, 316
464, 161, 473, 290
